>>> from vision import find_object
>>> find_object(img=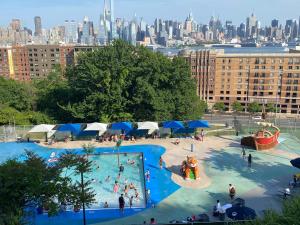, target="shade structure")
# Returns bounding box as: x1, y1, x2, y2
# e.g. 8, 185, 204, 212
137, 122, 159, 130
57, 124, 83, 136
226, 206, 256, 220
163, 121, 185, 129
173, 128, 195, 134
29, 124, 55, 133
290, 158, 300, 169
188, 120, 210, 128
111, 122, 133, 131
84, 123, 108, 132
